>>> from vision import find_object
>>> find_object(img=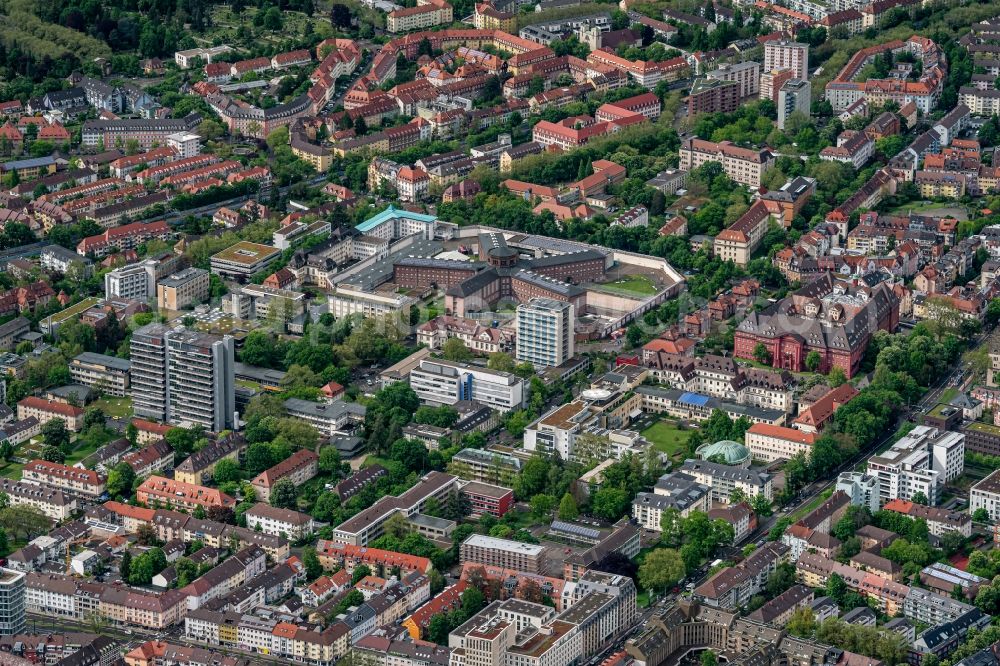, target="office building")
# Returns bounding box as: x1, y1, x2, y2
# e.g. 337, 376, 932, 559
971, 469, 1000, 522
835, 472, 880, 514
460, 534, 549, 574
166, 330, 235, 432
131, 324, 235, 431
70, 352, 131, 397
157, 268, 210, 311
865, 425, 963, 507
131, 323, 171, 422
744, 423, 815, 462
777, 79, 811, 130
210, 241, 281, 280
516, 298, 575, 369
764, 40, 809, 80
409, 358, 526, 412
0, 569, 25, 635
105, 260, 157, 301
